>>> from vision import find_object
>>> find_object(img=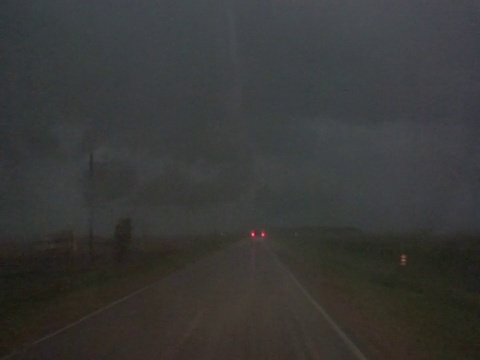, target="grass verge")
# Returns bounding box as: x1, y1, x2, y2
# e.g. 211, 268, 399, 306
272, 233, 479, 360
0, 234, 240, 357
